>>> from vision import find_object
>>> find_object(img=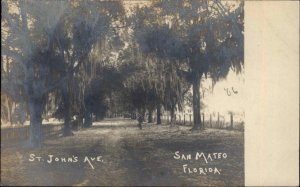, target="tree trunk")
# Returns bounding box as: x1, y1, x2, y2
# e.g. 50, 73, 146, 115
170, 106, 176, 127
28, 97, 44, 148
156, 105, 161, 125
84, 109, 92, 128
6, 96, 12, 125
141, 107, 146, 122
77, 113, 84, 130
191, 72, 203, 130
131, 111, 135, 119
62, 91, 73, 136
148, 109, 153, 123
137, 108, 145, 129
